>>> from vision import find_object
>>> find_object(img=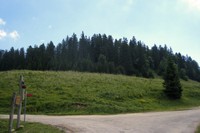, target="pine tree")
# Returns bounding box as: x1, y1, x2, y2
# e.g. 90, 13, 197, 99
46, 41, 55, 70
19, 48, 25, 69
119, 38, 133, 75
163, 57, 182, 99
